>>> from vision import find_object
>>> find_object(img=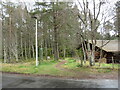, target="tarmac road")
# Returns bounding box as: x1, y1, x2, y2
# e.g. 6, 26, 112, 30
1, 73, 118, 88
